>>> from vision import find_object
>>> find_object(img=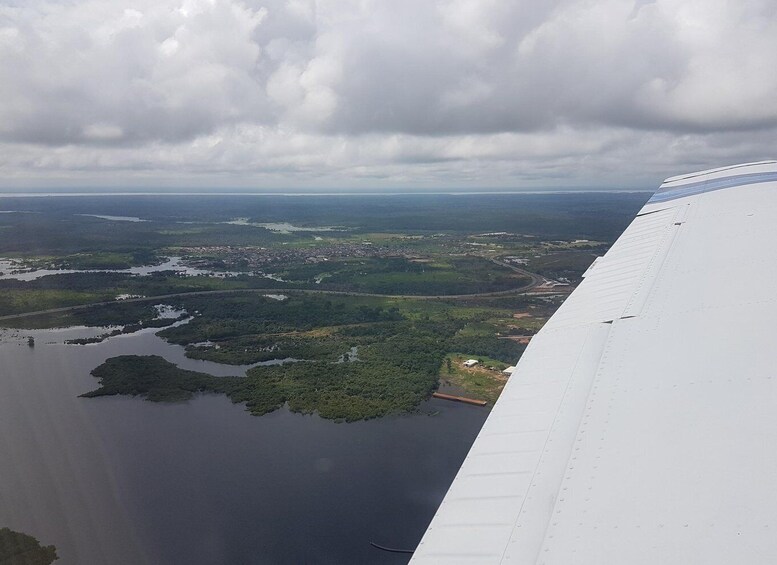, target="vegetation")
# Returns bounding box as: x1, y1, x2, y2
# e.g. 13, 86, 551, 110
0, 289, 112, 318
527, 250, 600, 283
1, 193, 645, 419
0, 193, 647, 254
0, 193, 646, 316
158, 295, 402, 344
64, 317, 182, 345
4, 301, 179, 330
83, 346, 439, 422
440, 353, 511, 404
264, 256, 530, 295
0, 528, 58, 565
83, 294, 531, 420
54, 251, 160, 270
0, 272, 289, 318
